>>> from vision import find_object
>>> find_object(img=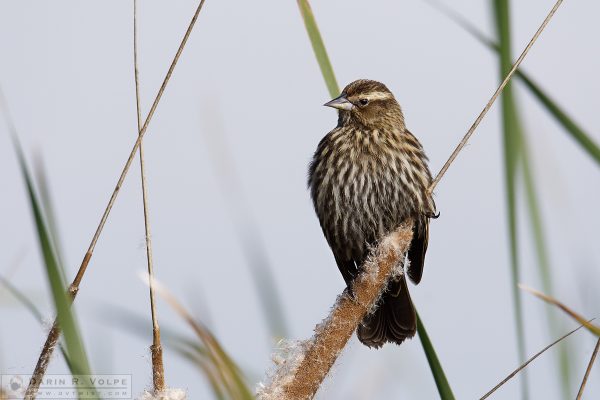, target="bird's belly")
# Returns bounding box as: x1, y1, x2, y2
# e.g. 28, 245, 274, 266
316, 163, 411, 259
